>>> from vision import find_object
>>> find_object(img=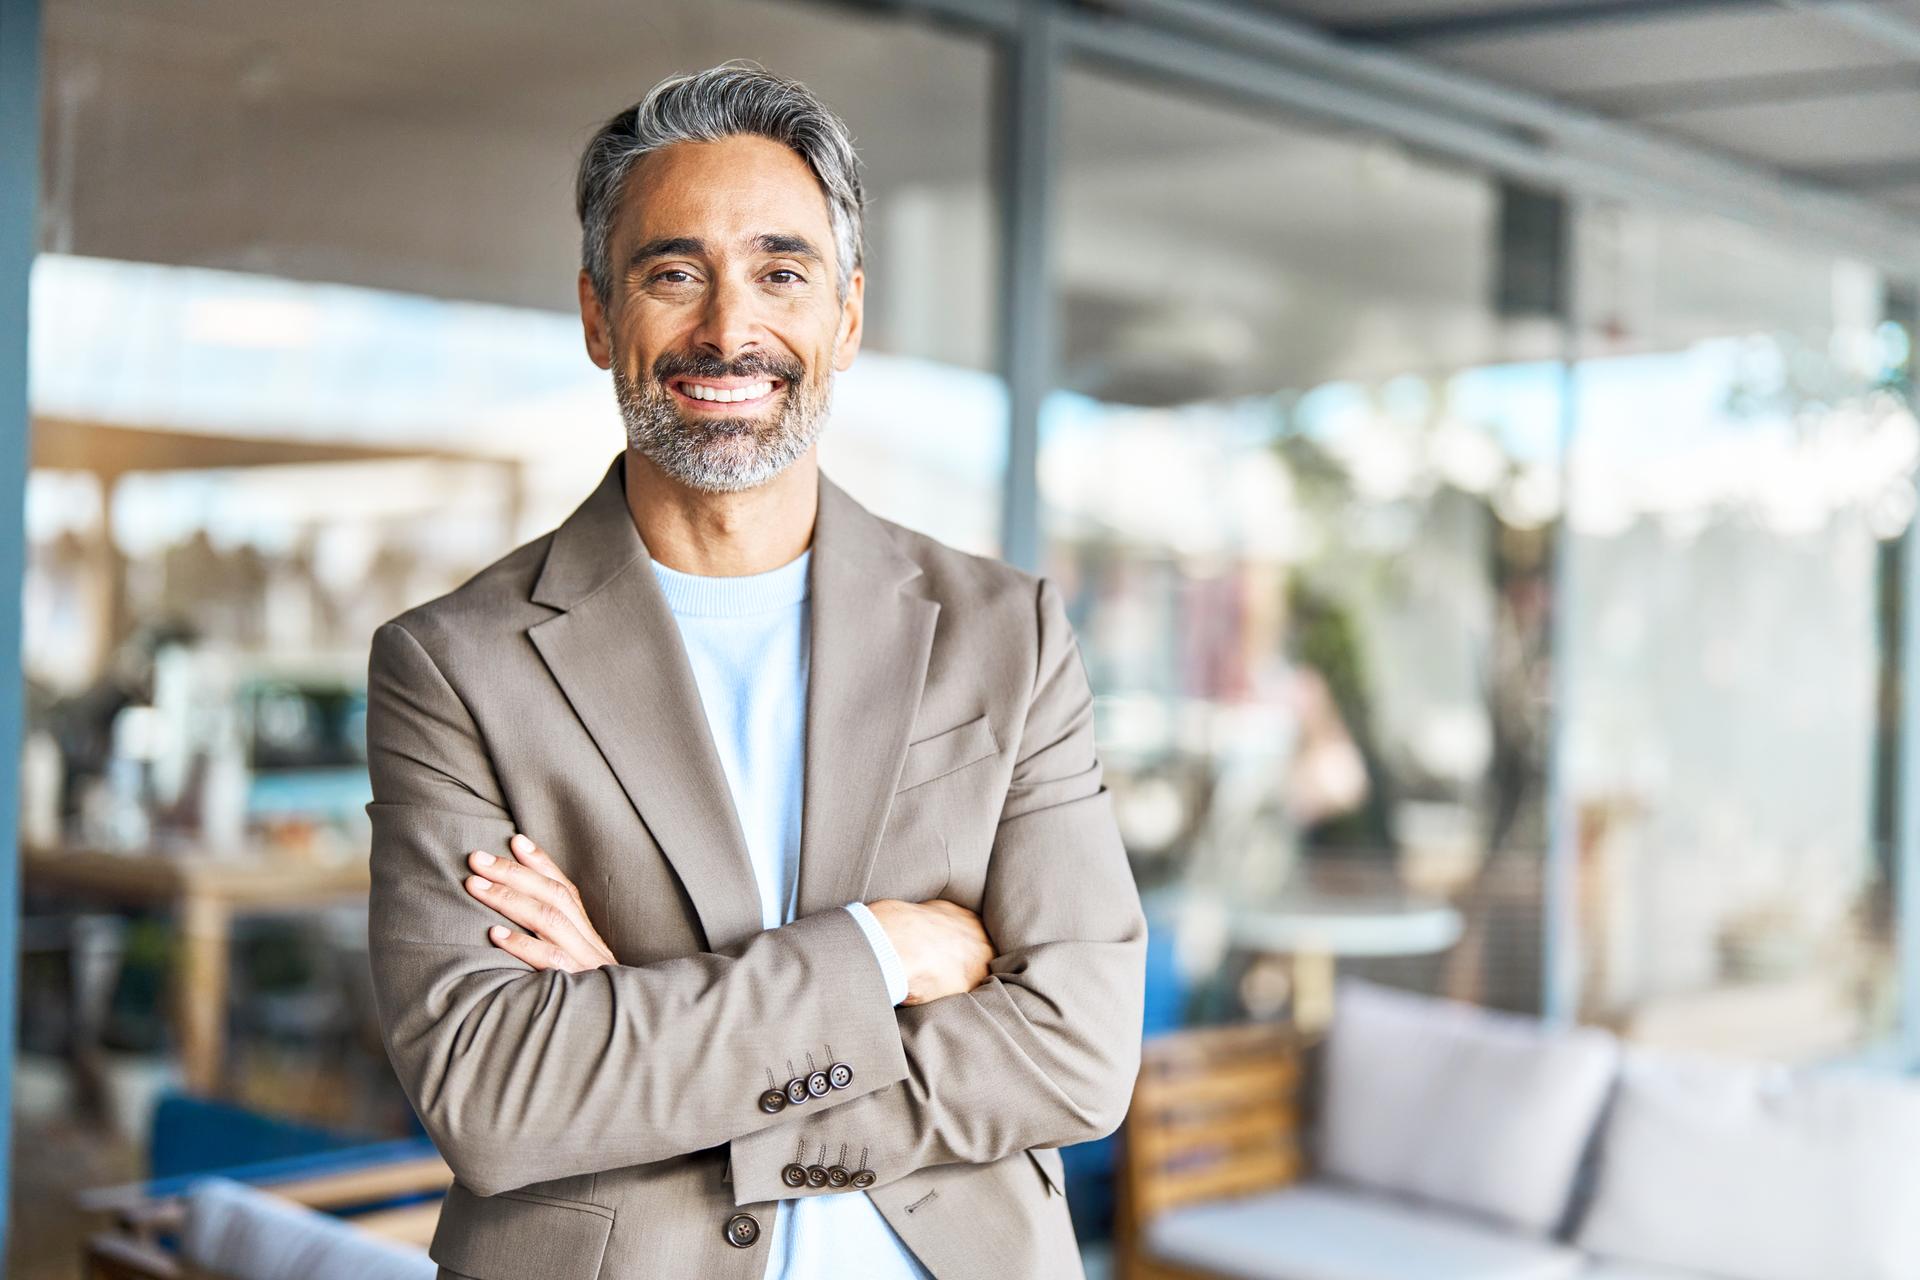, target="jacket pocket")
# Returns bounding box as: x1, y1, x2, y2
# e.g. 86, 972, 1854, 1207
429, 1181, 614, 1280
896, 713, 999, 793
1027, 1147, 1066, 1197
